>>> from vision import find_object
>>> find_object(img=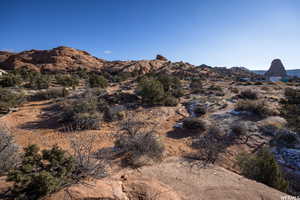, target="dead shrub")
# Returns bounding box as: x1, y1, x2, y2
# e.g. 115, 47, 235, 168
235, 100, 274, 118
115, 131, 165, 167
239, 89, 258, 100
